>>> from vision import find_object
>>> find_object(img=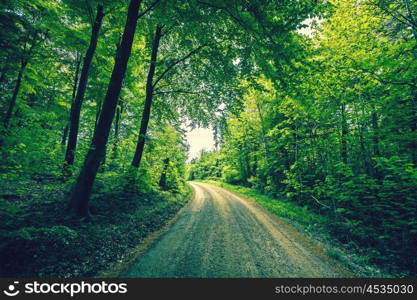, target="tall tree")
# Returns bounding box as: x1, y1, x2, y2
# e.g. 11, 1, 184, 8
130, 38, 207, 170
130, 25, 163, 169
69, 0, 143, 217
3, 28, 41, 129
61, 54, 81, 146
63, 4, 104, 177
